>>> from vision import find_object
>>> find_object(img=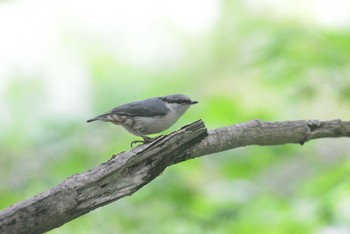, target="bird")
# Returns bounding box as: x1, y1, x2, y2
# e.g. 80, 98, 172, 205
87, 94, 198, 146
